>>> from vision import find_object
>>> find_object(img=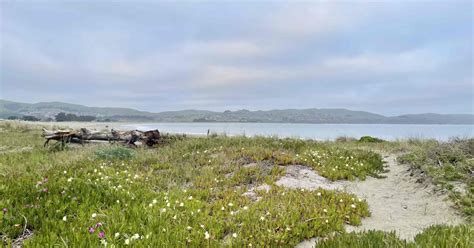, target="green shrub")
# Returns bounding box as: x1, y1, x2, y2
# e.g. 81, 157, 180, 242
94, 146, 136, 160
358, 136, 385, 143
